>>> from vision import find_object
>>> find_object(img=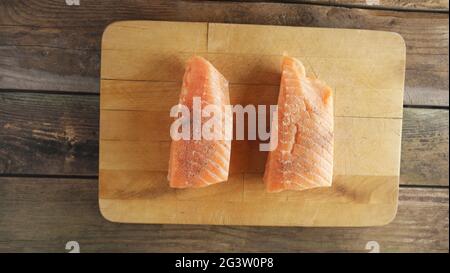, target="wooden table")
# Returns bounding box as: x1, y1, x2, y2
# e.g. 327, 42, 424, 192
0, 0, 448, 253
